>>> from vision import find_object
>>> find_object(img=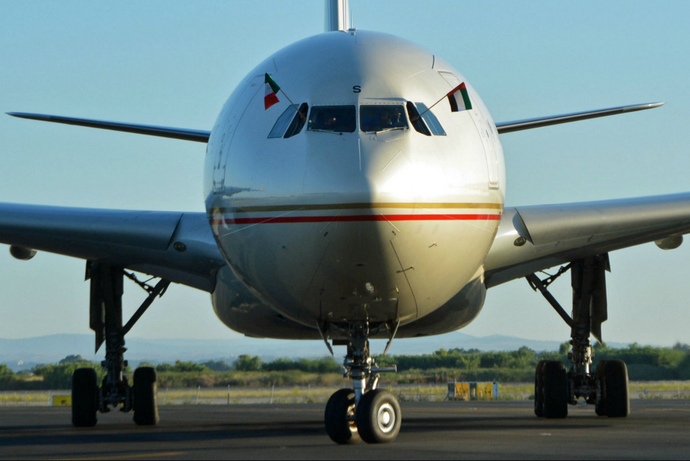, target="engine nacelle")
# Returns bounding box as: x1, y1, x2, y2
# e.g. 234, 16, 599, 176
9, 246, 36, 260
655, 235, 683, 250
